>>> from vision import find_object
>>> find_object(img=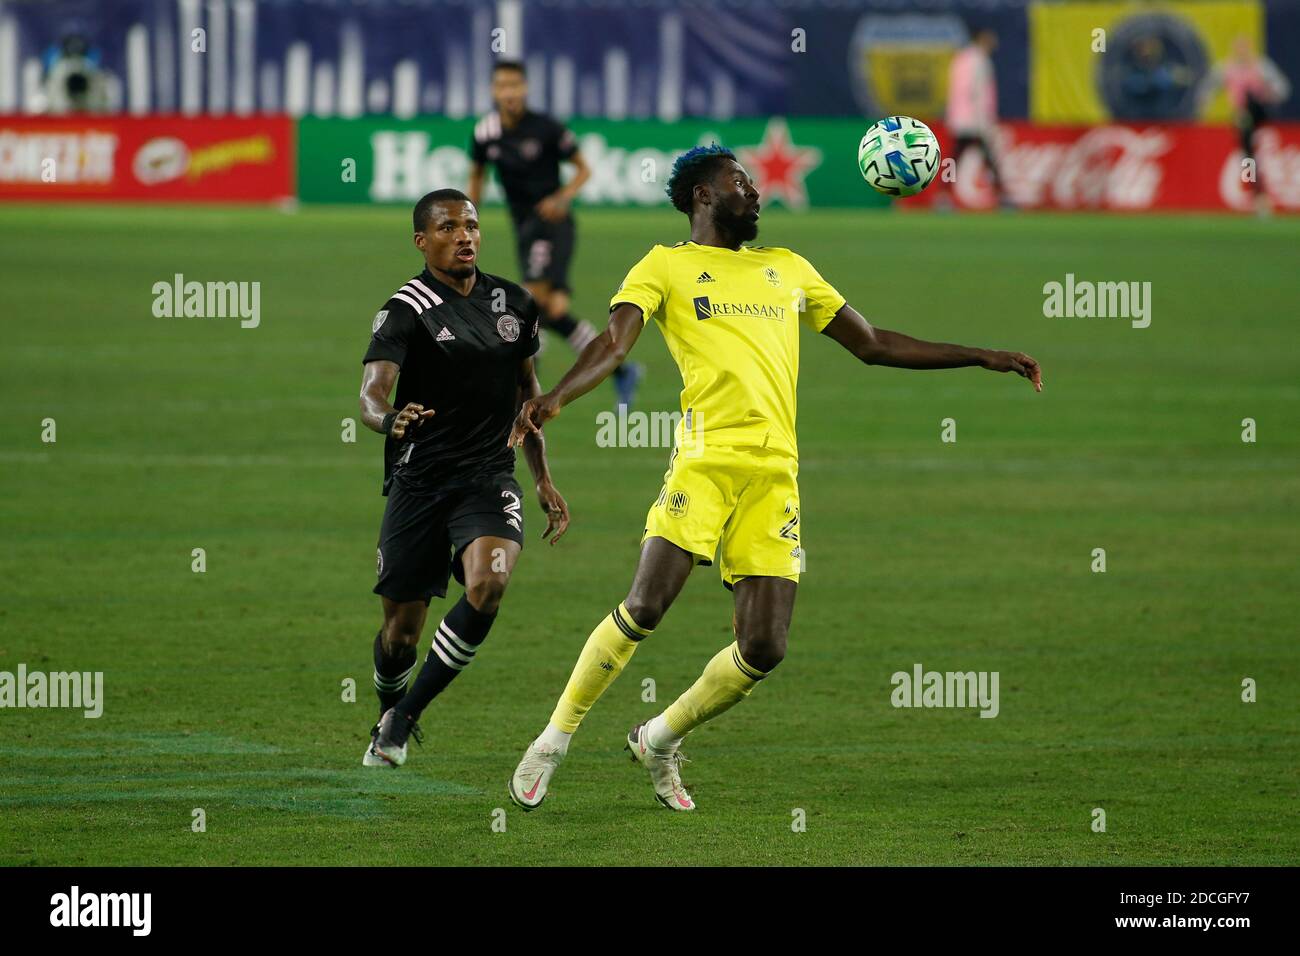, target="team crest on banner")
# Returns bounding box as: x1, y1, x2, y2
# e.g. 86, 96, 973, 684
497, 314, 520, 342
372, 309, 389, 332
849, 15, 966, 119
